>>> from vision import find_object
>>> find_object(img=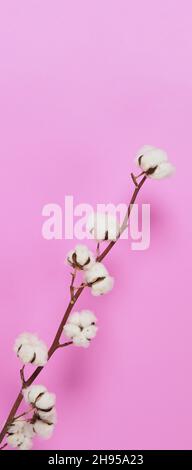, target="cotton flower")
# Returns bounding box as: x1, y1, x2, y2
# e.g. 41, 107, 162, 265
135, 145, 175, 179
84, 262, 114, 296
87, 212, 120, 241
33, 419, 54, 439
63, 310, 98, 348
23, 384, 47, 404
14, 333, 48, 366
7, 419, 34, 450
33, 408, 57, 439
67, 244, 95, 270
23, 385, 56, 413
